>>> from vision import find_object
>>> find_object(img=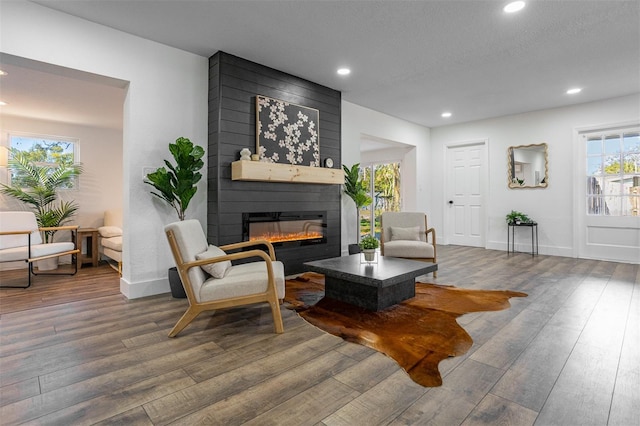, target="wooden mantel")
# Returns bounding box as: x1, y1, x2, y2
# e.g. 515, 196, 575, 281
231, 160, 344, 185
